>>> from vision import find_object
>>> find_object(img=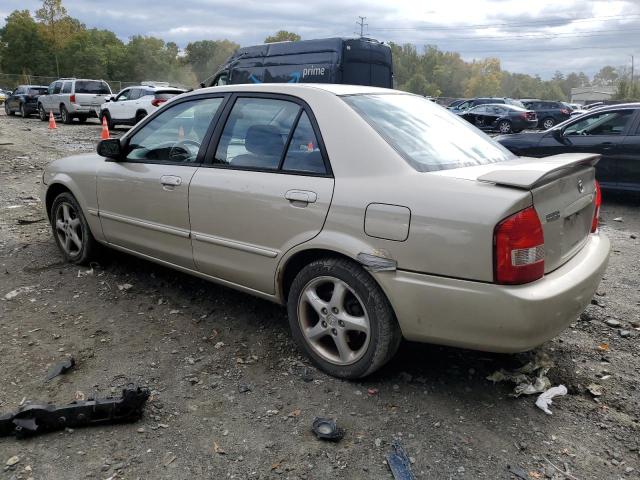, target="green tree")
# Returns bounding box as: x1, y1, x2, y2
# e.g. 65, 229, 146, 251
264, 30, 301, 43
0, 10, 53, 76
400, 73, 441, 96
465, 58, 503, 97
184, 39, 239, 81
35, 0, 75, 77
593, 66, 619, 86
